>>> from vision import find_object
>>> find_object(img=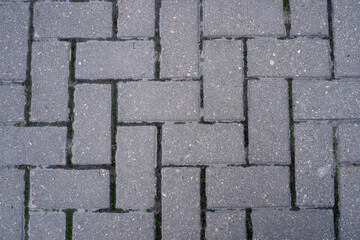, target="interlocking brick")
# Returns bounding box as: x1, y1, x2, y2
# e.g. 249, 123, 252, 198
206, 211, 246, 240
203, 0, 284, 37
29, 212, 66, 240
339, 167, 360, 240
73, 212, 154, 239
247, 39, 331, 78
162, 124, 244, 165
30, 169, 110, 209
290, 0, 328, 36
31, 41, 70, 122
118, 82, 200, 122
117, 0, 155, 37
206, 167, 290, 208
248, 79, 290, 164
252, 209, 334, 240
0, 84, 25, 123
0, 3, 29, 40
295, 123, 334, 207
0, 40, 28, 81
0, 169, 24, 240
33, 2, 112, 39
162, 167, 200, 239
293, 80, 360, 120
73, 84, 111, 164
116, 126, 157, 209
0, 126, 67, 166
76, 41, 154, 79
203, 40, 244, 121
160, 0, 199, 78
338, 123, 360, 163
